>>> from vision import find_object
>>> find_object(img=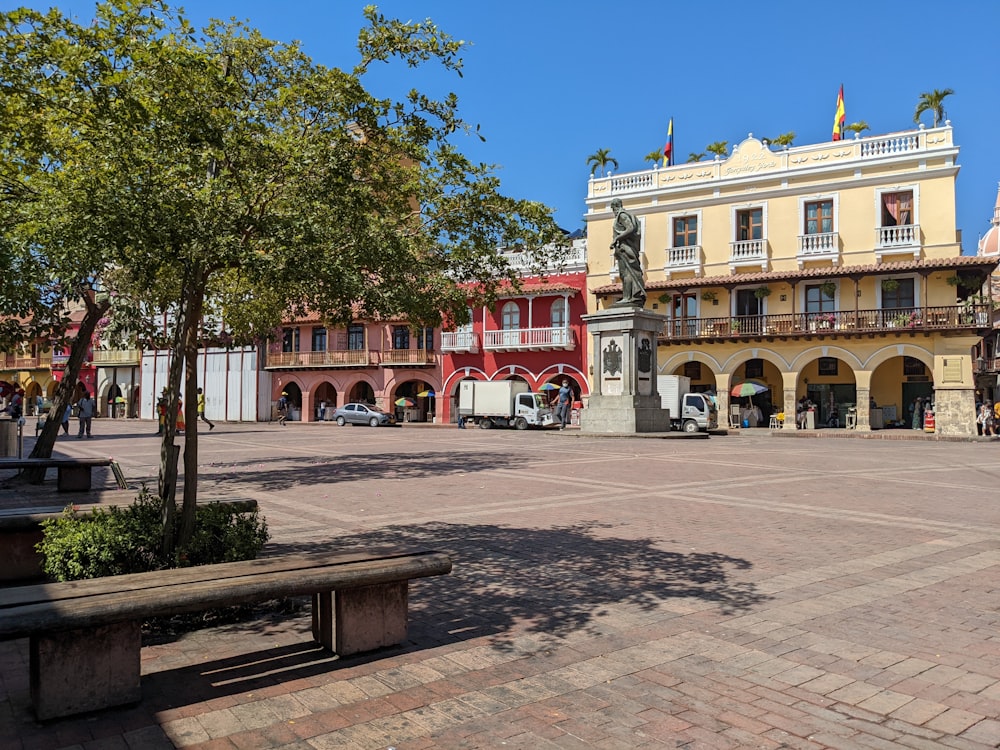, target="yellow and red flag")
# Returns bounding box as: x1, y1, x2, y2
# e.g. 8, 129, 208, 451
662, 117, 674, 167
832, 85, 846, 141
